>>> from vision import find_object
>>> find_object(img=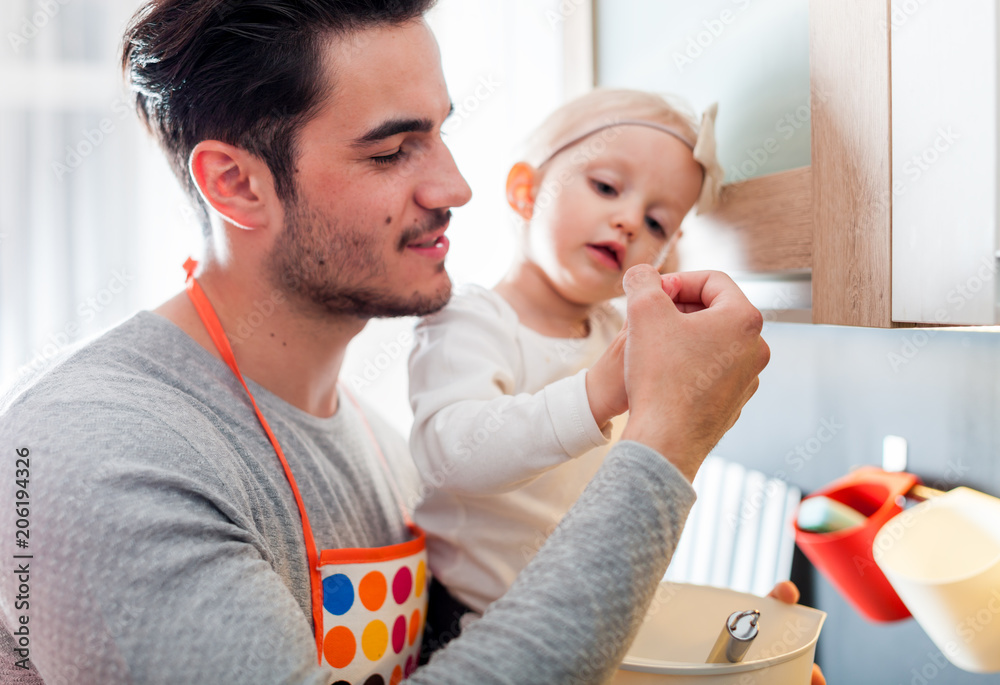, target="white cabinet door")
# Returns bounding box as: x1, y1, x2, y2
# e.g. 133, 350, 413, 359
891, 0, 1000, 325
